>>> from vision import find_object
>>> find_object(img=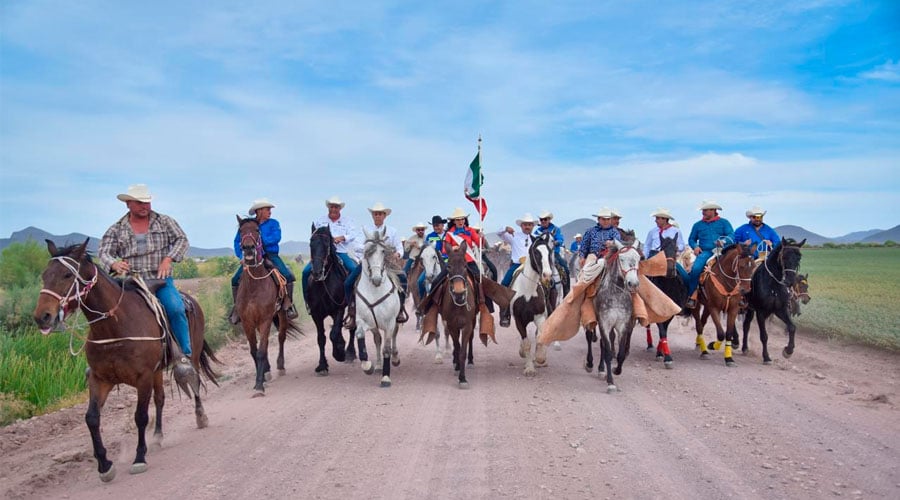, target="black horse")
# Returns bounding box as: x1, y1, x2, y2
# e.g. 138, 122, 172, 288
741, 238, 805, 364
647, 236, 689, 368
307, 224, 365, 375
